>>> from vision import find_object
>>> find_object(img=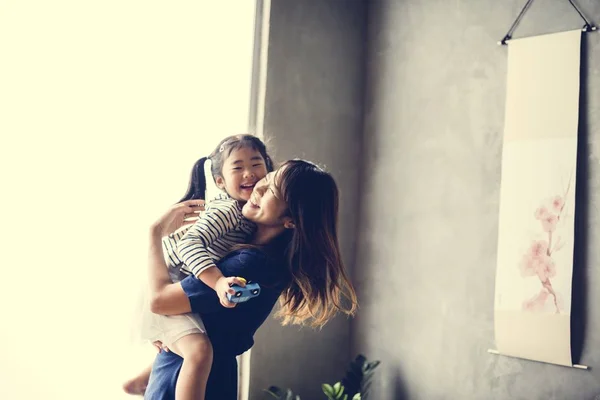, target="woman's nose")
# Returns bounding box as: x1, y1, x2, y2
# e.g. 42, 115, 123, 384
254, 180, 267, 194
